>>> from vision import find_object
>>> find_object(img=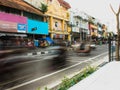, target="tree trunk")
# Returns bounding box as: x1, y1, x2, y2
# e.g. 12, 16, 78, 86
116, 14, 120, 61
